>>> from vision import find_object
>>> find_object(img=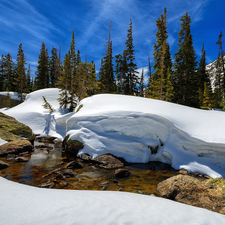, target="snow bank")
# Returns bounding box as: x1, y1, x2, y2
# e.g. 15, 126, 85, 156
0, 177, 224, 225
0, 91, 23, 101
0, 137, 7, 145
67, 94, 225, 178
0, 88, 69, 139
